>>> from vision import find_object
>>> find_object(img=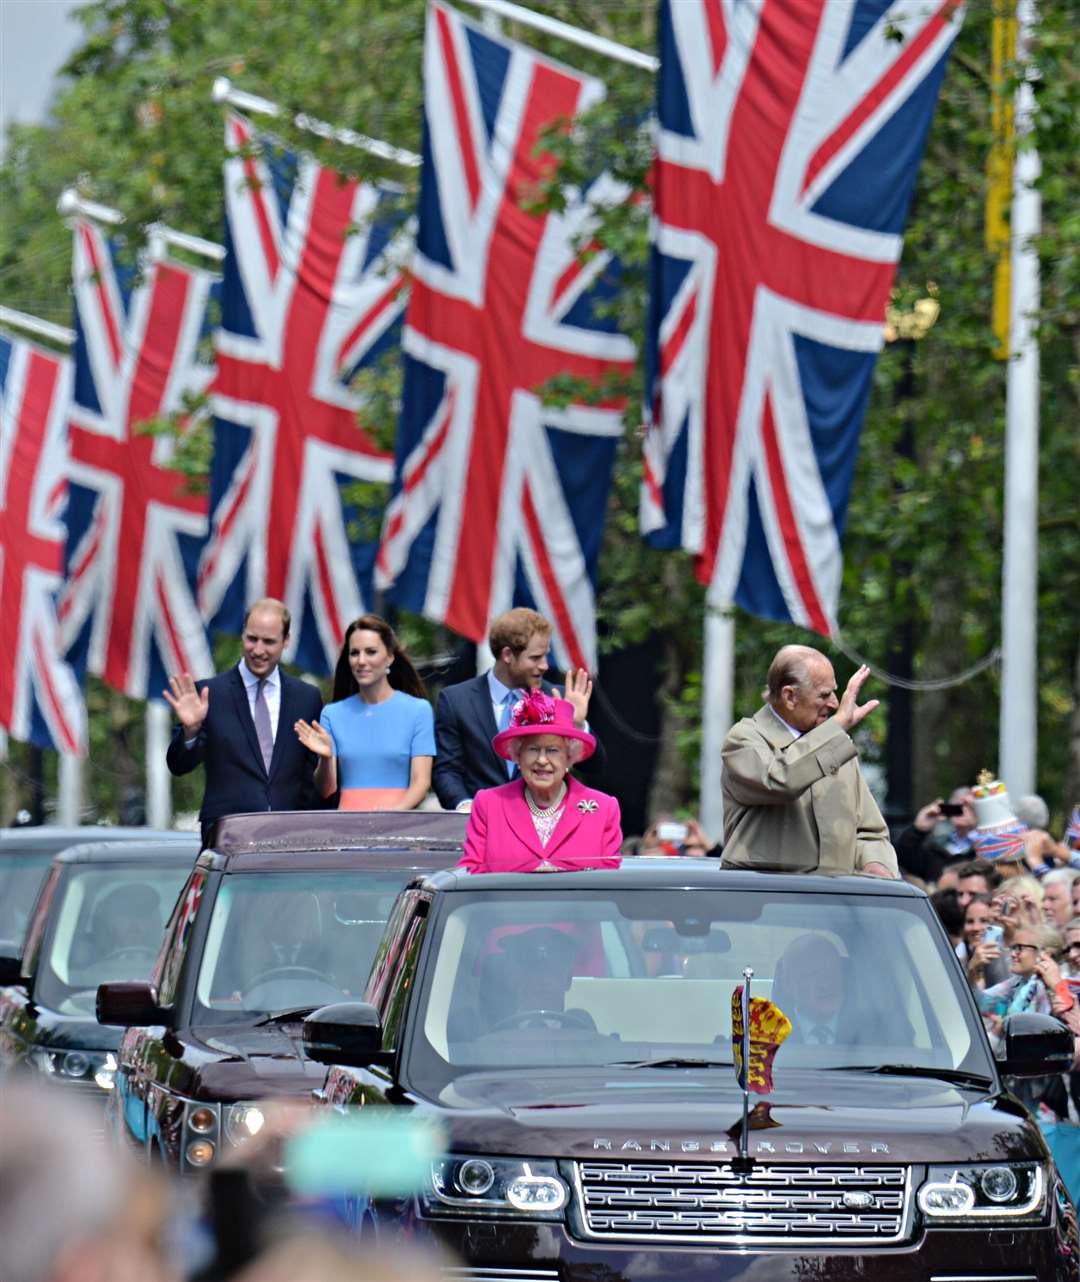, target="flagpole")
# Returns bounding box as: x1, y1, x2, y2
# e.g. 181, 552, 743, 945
457, 0, 658, 72
999, 0, 1040, 797
145, 702, 172, 829
211, 78, 421, 169
735, 967, 753, 1174
701, 604, 734, 840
